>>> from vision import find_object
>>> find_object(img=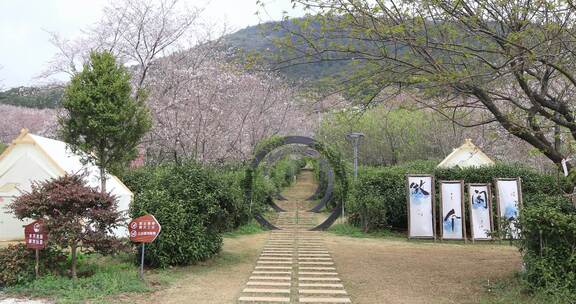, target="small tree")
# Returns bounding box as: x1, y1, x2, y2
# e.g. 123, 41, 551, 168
9, 174, 121, 279
60, 51, 152, 193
